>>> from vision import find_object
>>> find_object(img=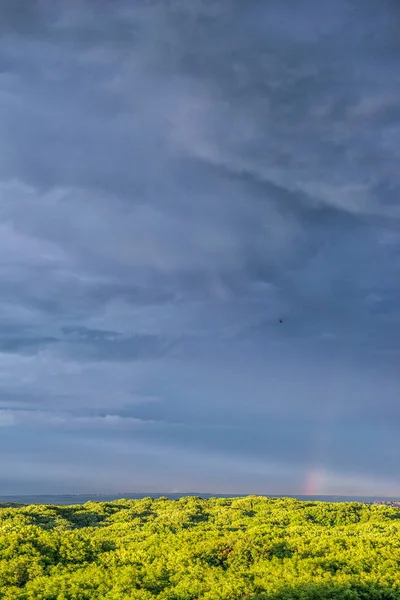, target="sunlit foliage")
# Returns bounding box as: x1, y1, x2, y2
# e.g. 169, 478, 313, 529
1, 496, 400, 598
